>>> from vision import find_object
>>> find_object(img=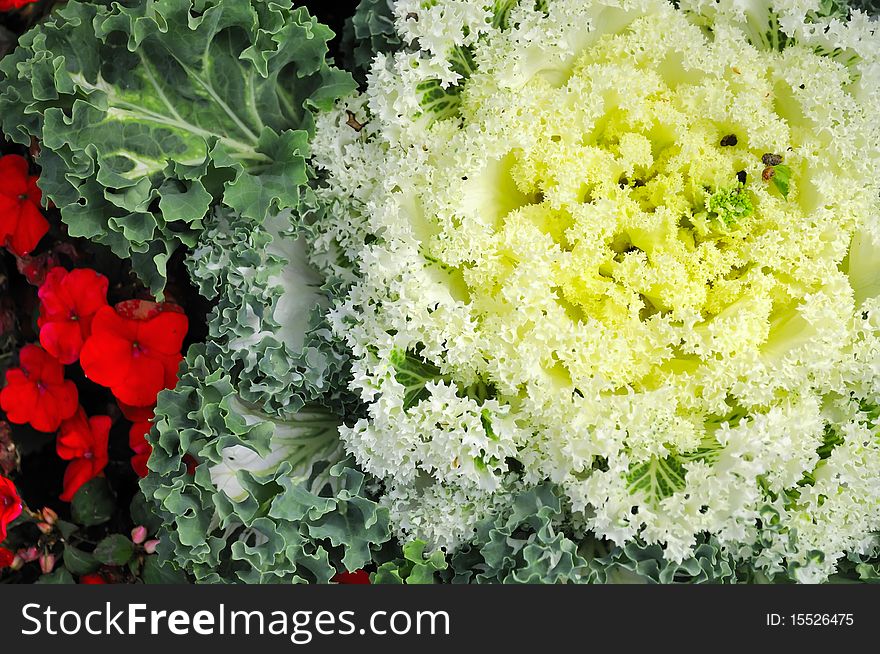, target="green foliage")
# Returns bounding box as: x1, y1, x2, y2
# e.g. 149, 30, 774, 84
71, 478, 115, 527
390, 349, 446, 410
62, 546, 101, 576
342, 0, 402, 83
187, 207, 355, 418
0, 0, 355, 293
770, 165, 792, 199
373, 540, 448, 584
583, 537, 741, 584
142, 556, 189, 584
35, 568, 75, 584
141, 347, 392, 583
828, 0, 880, 17
416, 45, 476, 123
851, 0, 880, 14
94, 535, 135, 567
449, 485, 591, 584
446, 484, 749, 584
